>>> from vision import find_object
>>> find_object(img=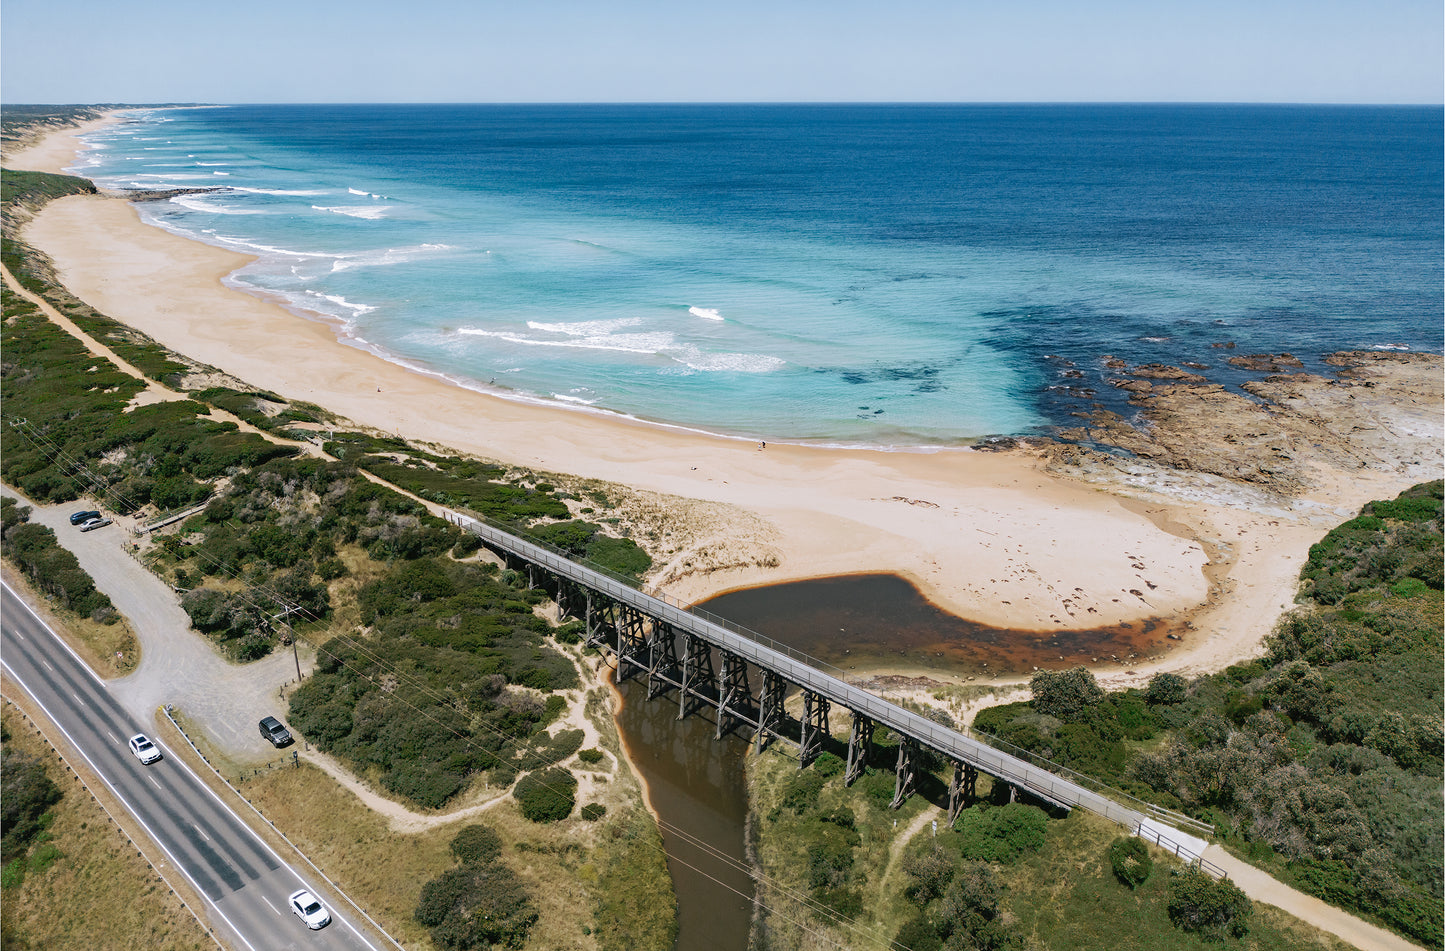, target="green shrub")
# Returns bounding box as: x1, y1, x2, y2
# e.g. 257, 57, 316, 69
950, 803, 1048, 864
449, 825, 502, 866
415, 864, 537, 950
1030, 666, 1104, 722
1107, 836, 1153, 888
513, 767, 576, 822
1167, 867, 1252, 941
577, 747, 605, 765
1, 750, 61, 864
580, 803, 606, 821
